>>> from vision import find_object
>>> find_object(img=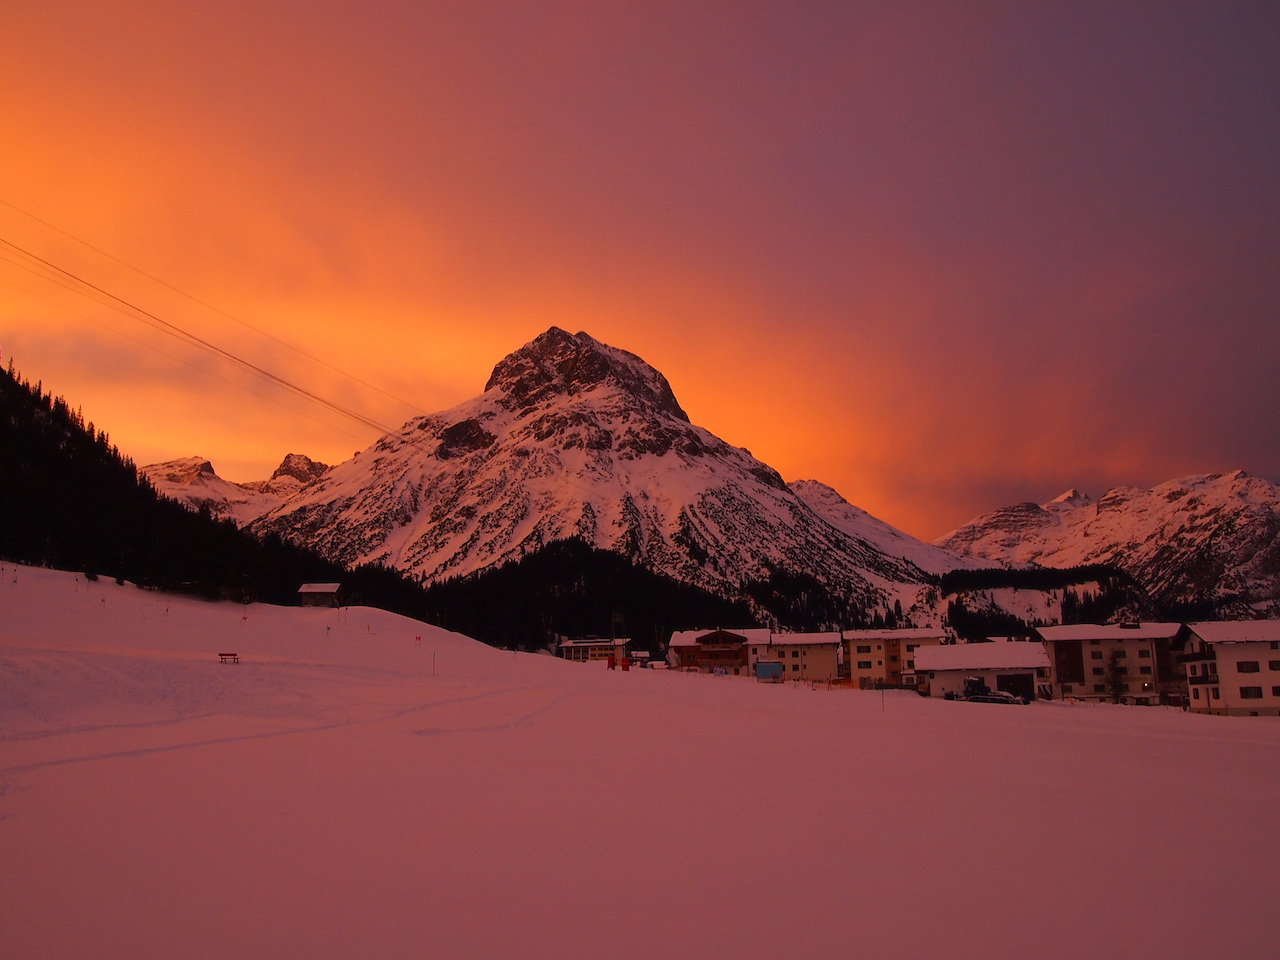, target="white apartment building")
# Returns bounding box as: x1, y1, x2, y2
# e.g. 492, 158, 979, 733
1182, 621, 1280, 717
